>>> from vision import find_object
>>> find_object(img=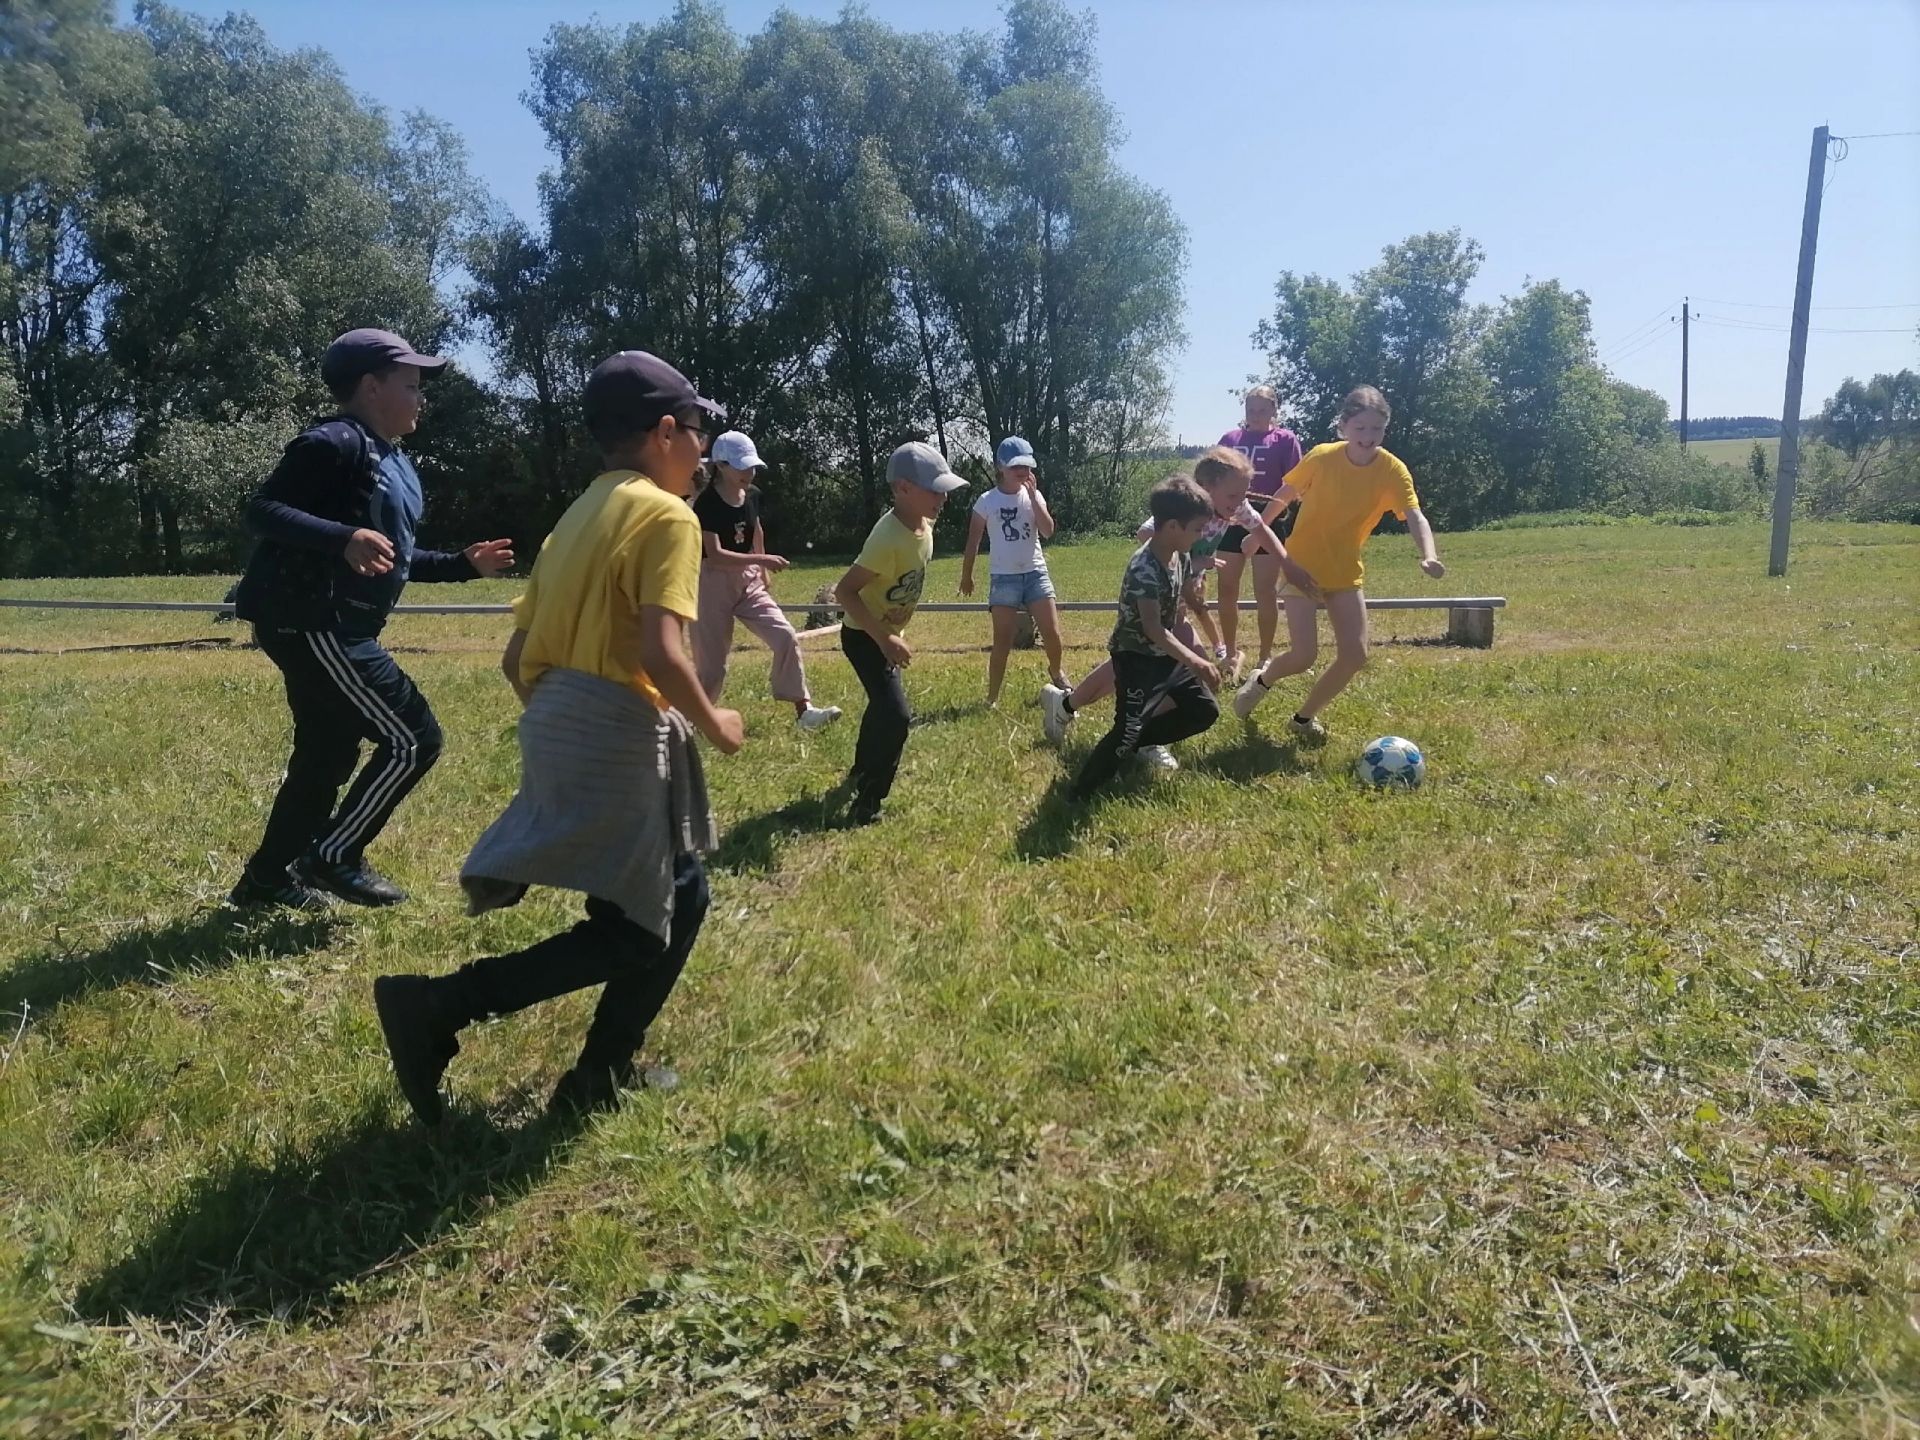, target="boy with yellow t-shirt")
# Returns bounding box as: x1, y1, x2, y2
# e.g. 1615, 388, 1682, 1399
373, 351, 744, 1124
832, 441, 967, 825
1233, 385, 1447, 741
